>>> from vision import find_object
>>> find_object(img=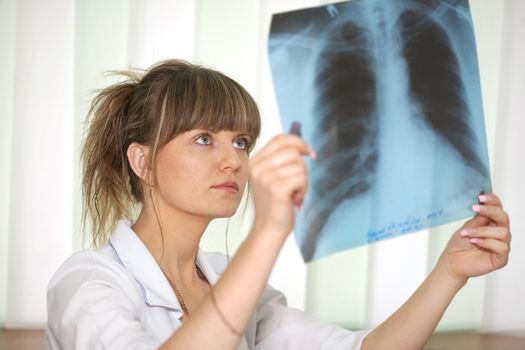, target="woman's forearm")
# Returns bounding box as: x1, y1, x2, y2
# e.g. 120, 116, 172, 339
361, 258, 467, 350
362, 194, 510, 350
160, 226, 286, 350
